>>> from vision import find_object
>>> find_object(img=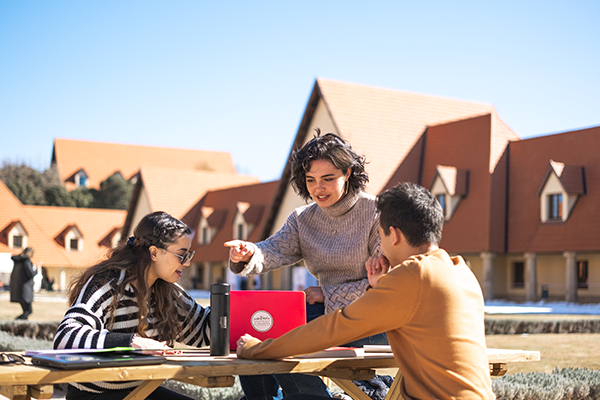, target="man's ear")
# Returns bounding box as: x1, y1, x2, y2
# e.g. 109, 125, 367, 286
389, 227, 402, 246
